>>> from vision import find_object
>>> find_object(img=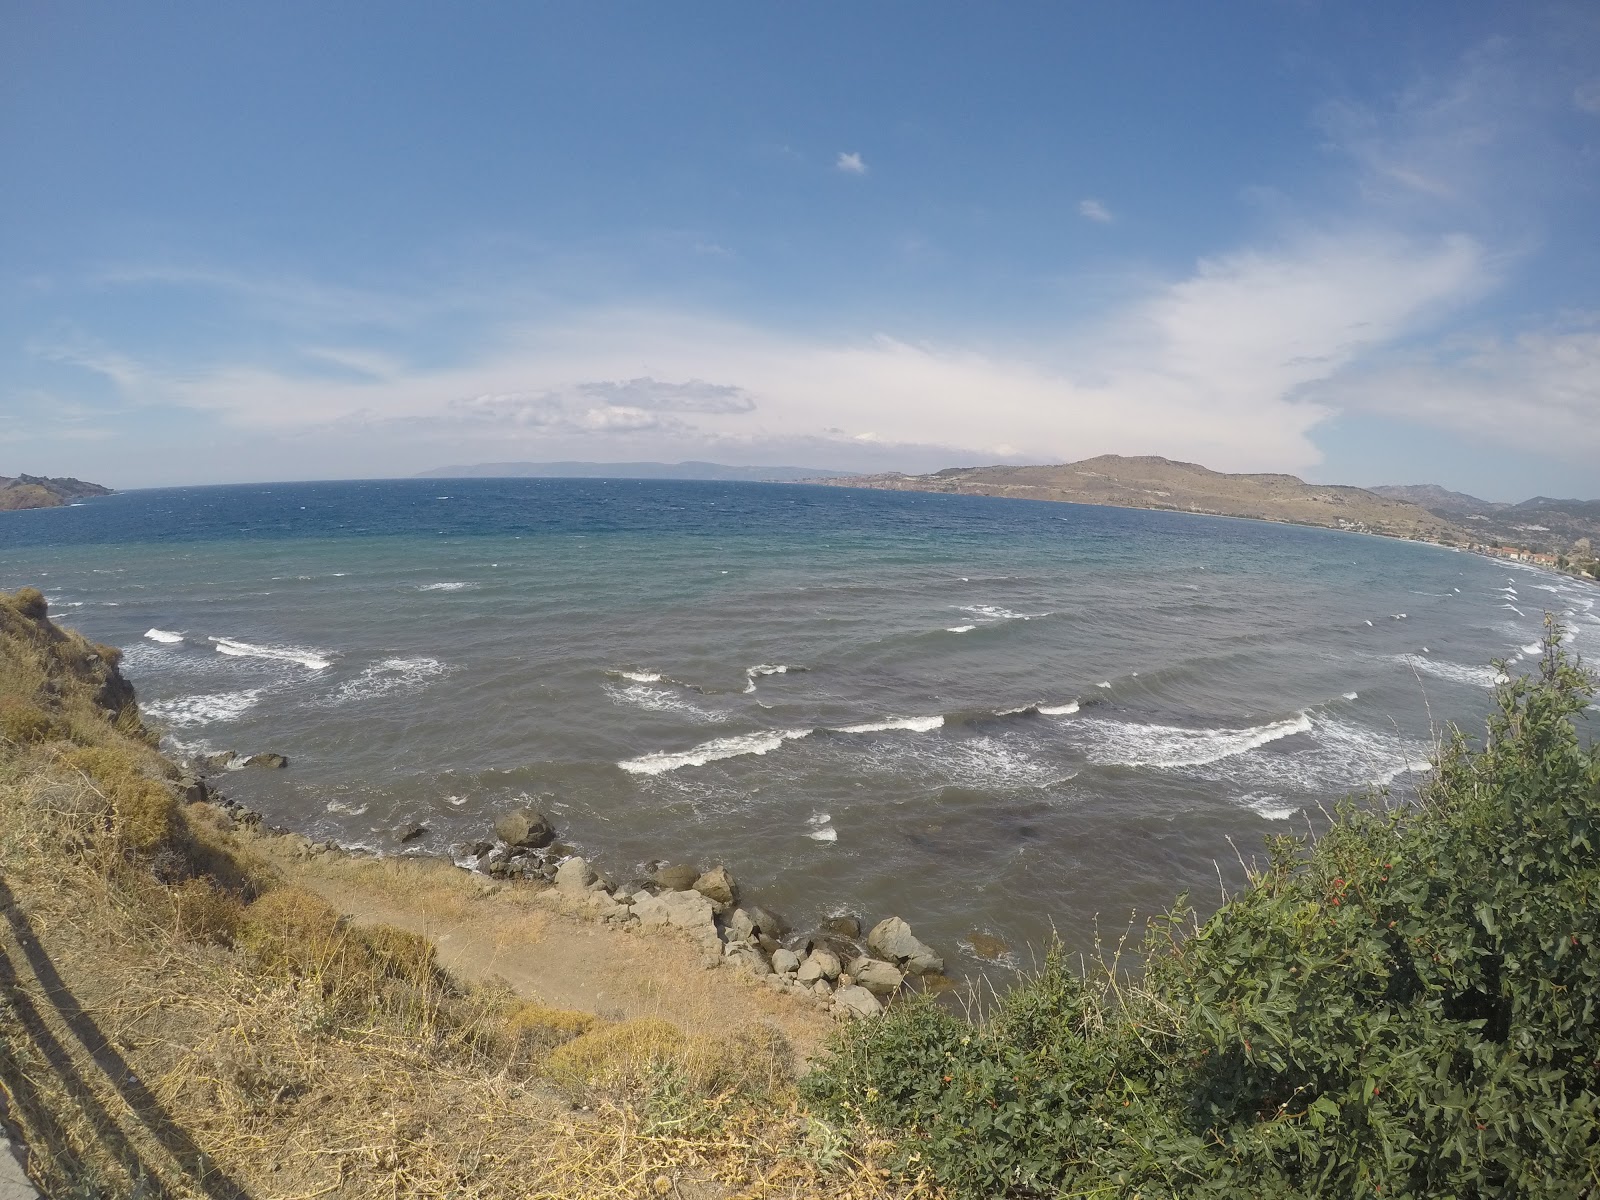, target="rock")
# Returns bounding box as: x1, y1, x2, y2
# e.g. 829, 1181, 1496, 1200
477, 845, 512, 874
724, 942, 771, 975
805, 948, 842, 981
721, 908, 756, 943
847, 956, 905, 997
555, 856, 598, 892
762, 972, 789, 991
966, 931, 1009, 960
832, 985, 882, 1019
745, 905, 788, 938
395, 822, 427, 844
244, 752, 288, 769
175, 775, 208, 804
635, 888, 721, 952
467, 840, 495, 859
692, 865, 737, 907
632, 892, 671, 927
821, 914, 862, 939
653, 864, 701, 891
795, 958, 823, 984
866, 916, 944, 975
771, 948, 801, 974
493, 808, 555, 849
198, 751, 237, 773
